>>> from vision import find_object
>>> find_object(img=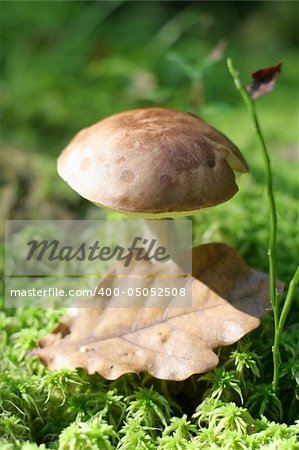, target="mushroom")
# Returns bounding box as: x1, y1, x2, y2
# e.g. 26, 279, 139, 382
58, 108, 248, 219
58, 108, 248, 252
